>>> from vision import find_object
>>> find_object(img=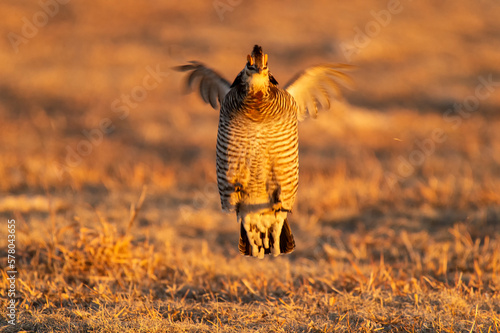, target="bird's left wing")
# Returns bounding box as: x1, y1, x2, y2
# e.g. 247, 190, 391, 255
284, 64, 354, 121
174, 61, 231, 110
